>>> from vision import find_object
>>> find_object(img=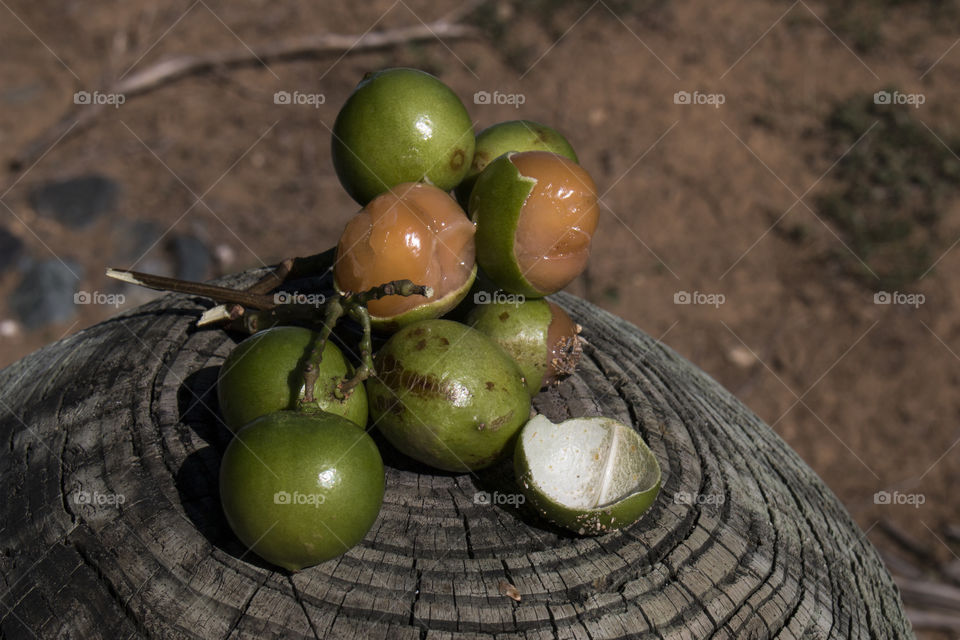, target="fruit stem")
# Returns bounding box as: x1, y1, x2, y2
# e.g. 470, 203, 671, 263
343, 279, 433, 307
337, 305, 374, 398
299, 298, 344, 407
